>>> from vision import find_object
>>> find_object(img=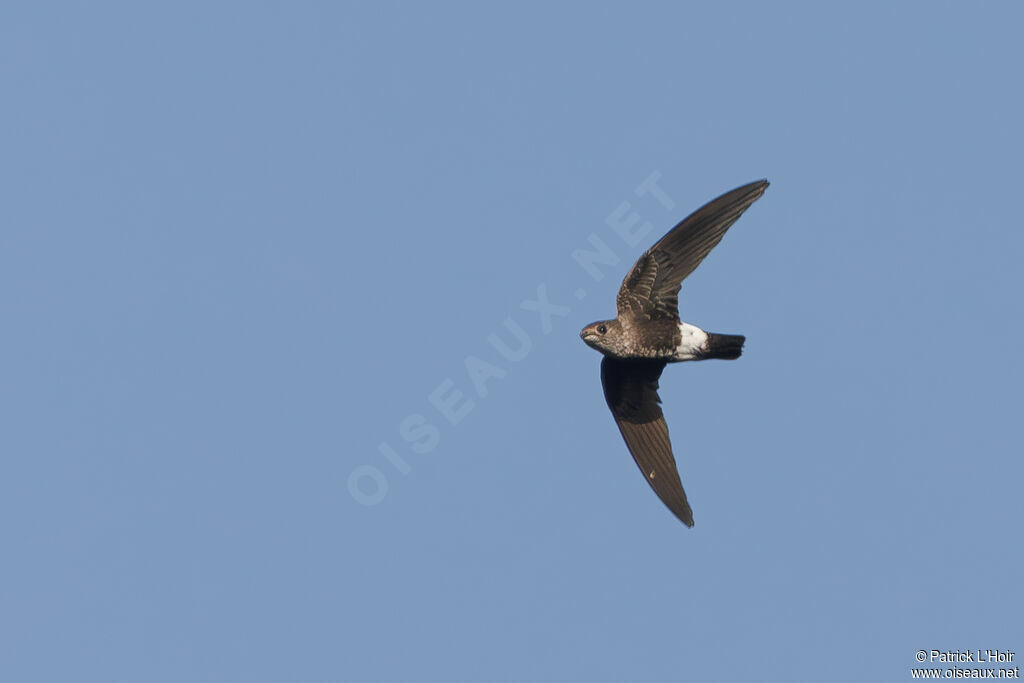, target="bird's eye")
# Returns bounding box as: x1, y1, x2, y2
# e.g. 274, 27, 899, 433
597, 325, 607, 334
